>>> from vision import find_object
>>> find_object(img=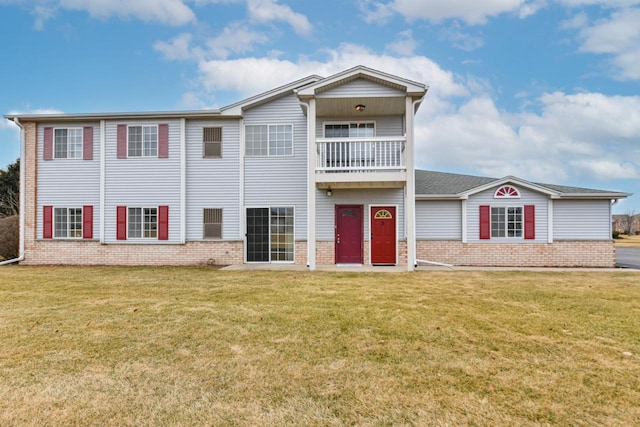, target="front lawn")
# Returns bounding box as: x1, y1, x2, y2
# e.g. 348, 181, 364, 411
0, 267, 639, 425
